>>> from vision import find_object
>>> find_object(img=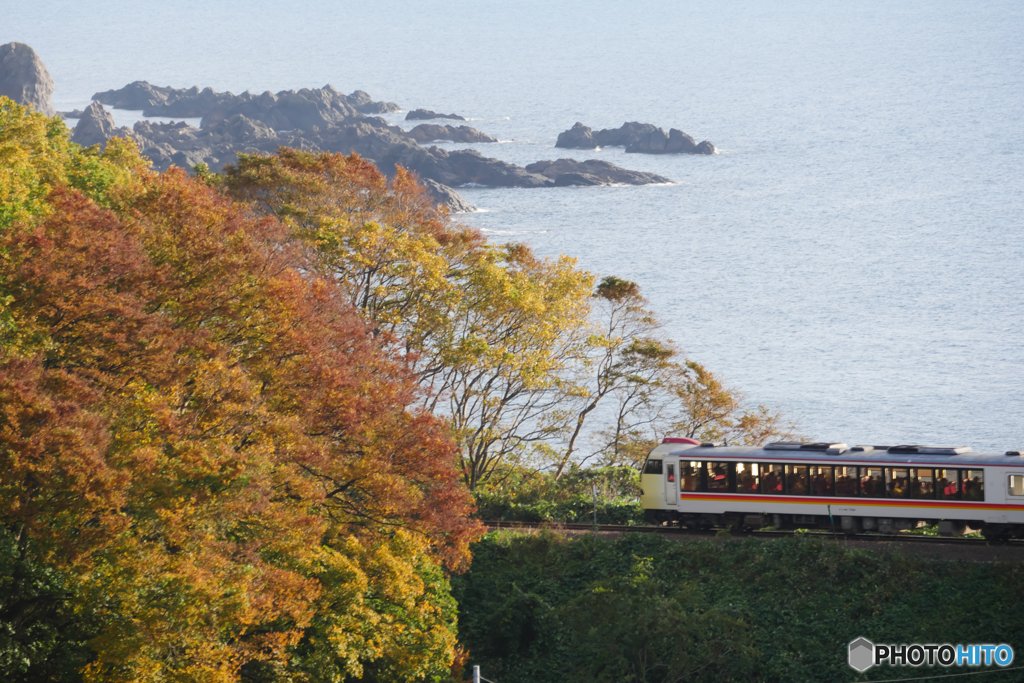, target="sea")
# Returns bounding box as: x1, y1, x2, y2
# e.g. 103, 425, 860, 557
4, 0, 1022, 452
